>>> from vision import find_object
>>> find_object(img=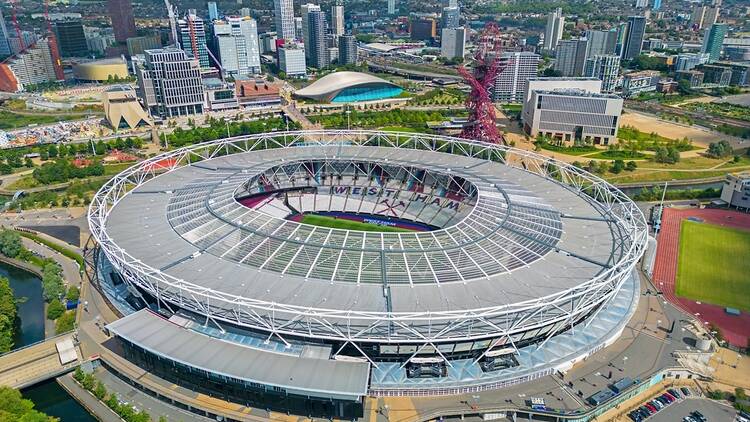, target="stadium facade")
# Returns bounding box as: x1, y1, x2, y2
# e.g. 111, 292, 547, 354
294, 71, 403, 102
91, 131, 647, 418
